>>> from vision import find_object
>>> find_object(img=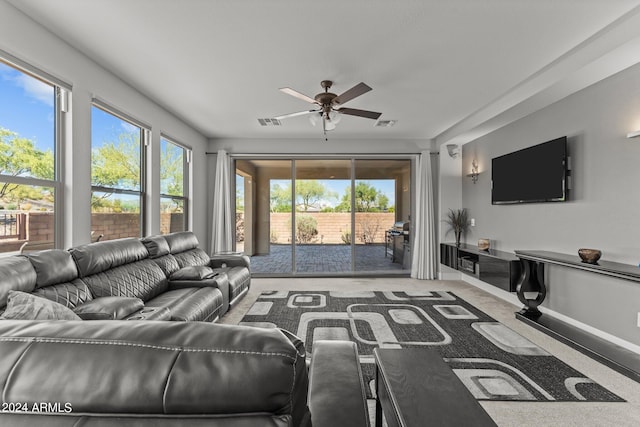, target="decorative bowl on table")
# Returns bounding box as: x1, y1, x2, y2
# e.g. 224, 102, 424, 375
578, 248, 601, 264
477, 238, 490, 251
